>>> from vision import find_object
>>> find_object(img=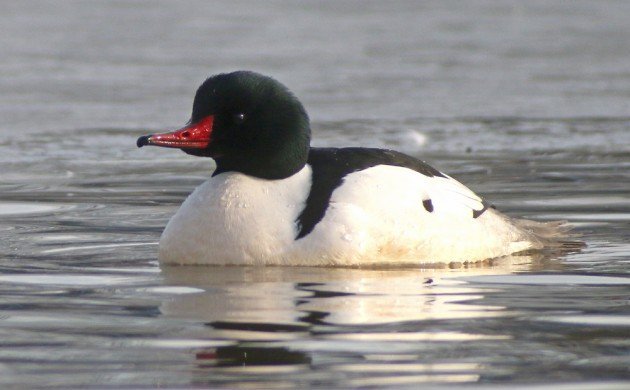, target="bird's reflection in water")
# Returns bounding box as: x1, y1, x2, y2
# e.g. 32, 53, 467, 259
161, 255, 540, 358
